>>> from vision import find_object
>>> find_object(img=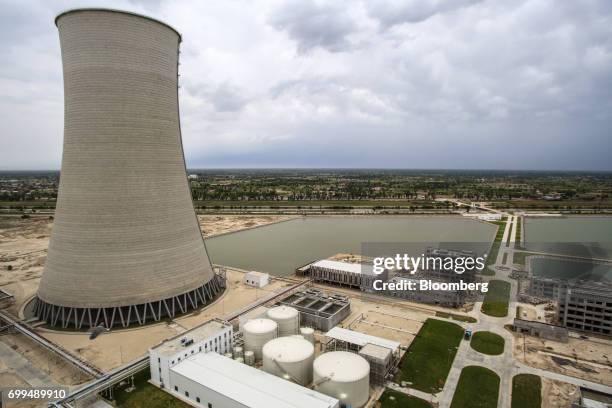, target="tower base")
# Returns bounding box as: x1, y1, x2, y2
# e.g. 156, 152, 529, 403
34, 274, 225, 329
